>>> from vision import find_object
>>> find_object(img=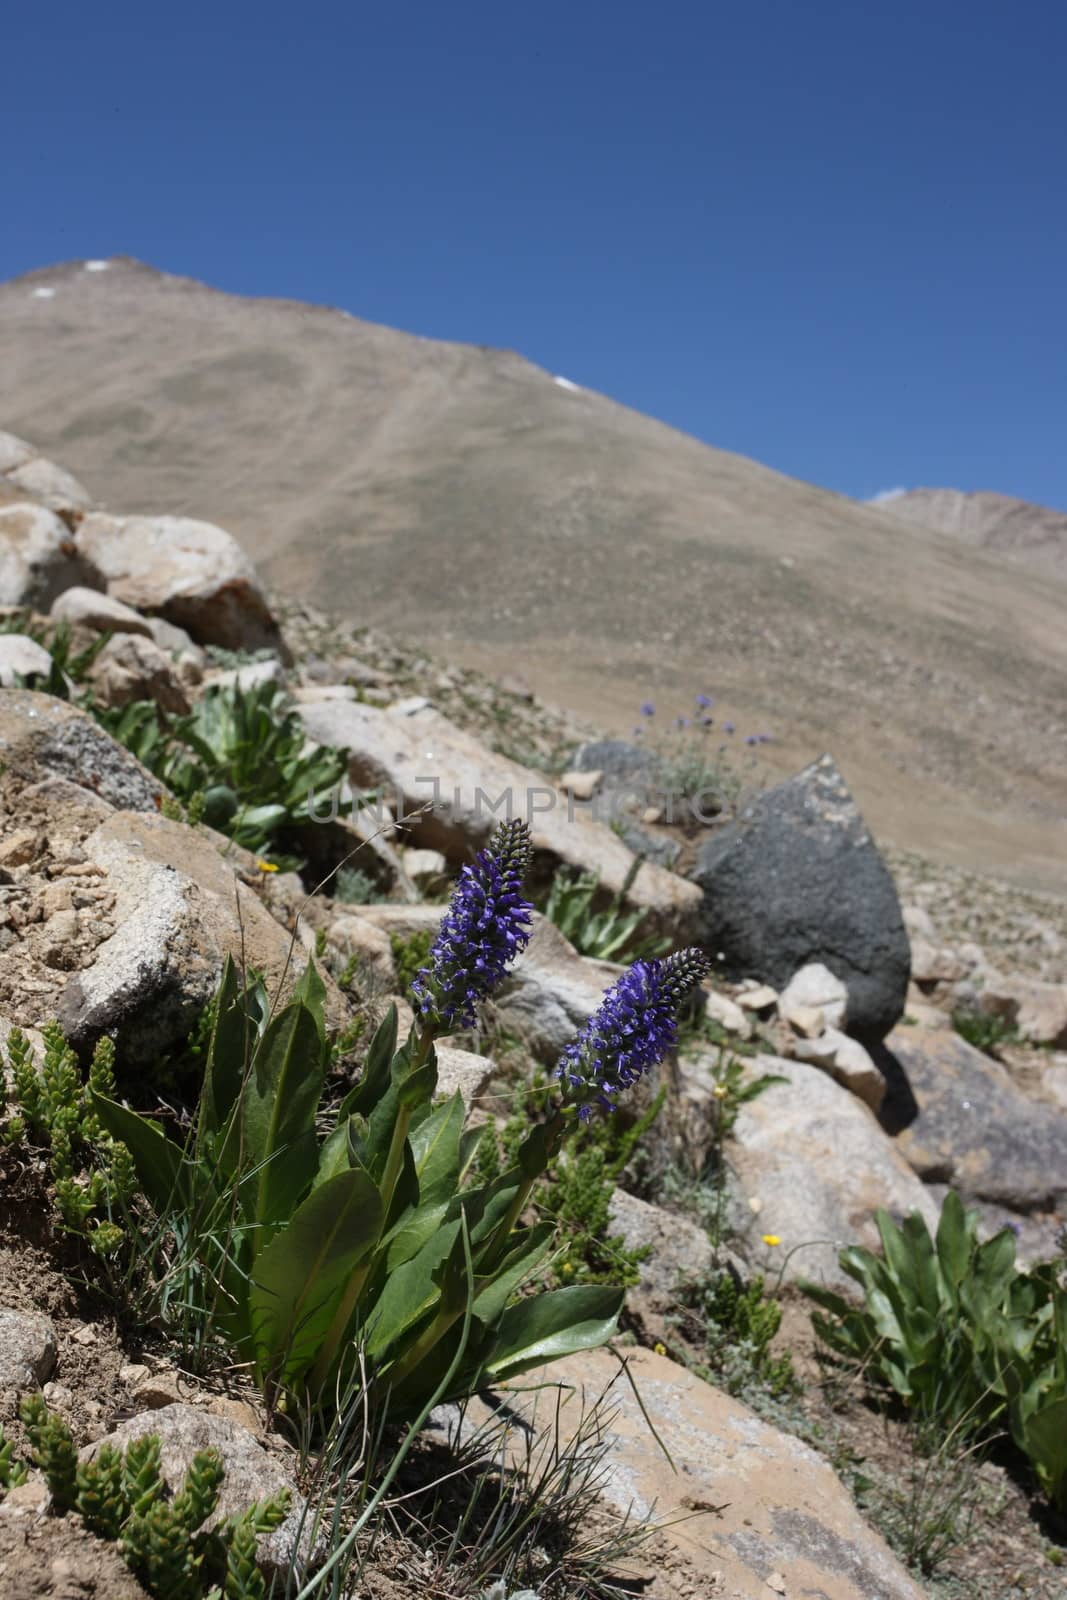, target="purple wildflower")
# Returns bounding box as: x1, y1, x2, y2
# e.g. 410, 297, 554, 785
695, 693, 713, 709
724, 721, 735, 735
412, 819, 534, 1031
675, 715, 689, 729
557, 948, 712, 1119
640, 702, 656, 717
